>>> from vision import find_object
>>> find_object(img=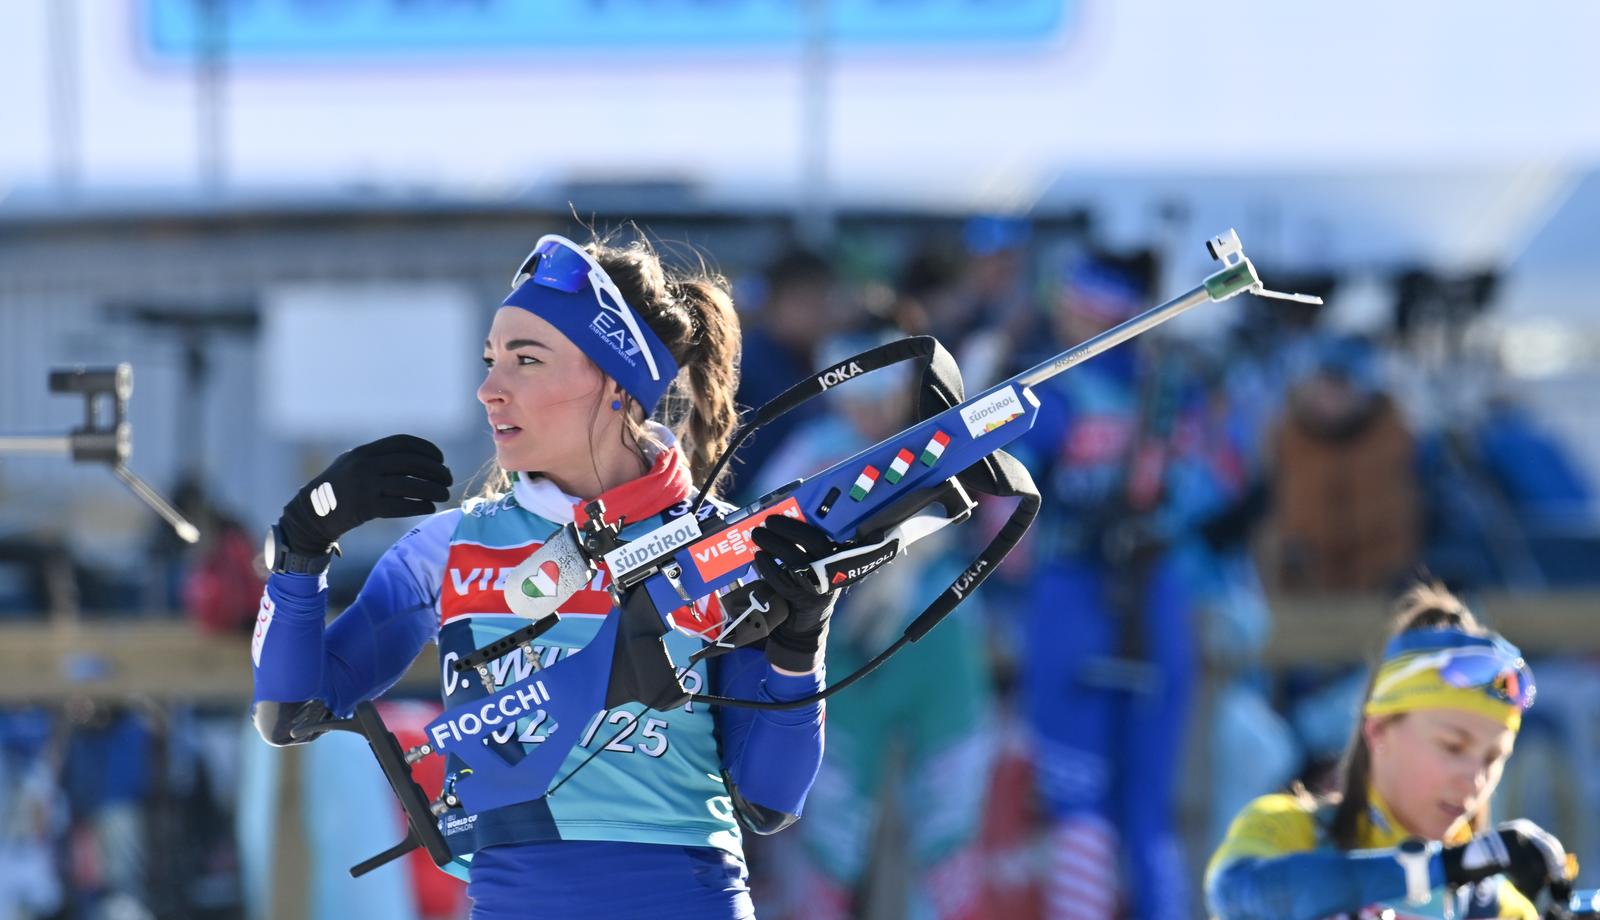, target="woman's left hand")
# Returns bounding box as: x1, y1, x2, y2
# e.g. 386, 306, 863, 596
1443, 818, 1571, 900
